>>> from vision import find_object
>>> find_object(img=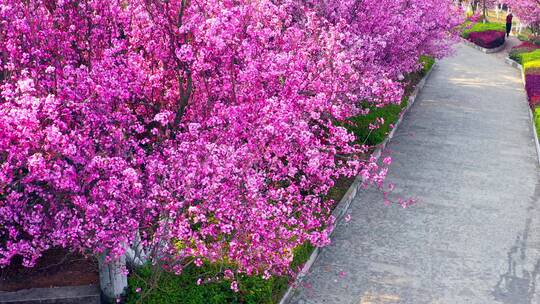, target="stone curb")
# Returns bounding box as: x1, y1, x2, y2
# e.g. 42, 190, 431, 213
461, 38, 506, 54
278, 62, 438, 304
505, 57, 526, 84
504, 58, 540, 167
0, 285, 100, 304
